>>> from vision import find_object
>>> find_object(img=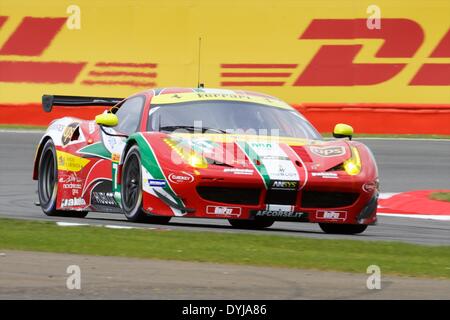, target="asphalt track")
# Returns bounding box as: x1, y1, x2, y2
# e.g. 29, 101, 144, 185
0, 131, 449, 246
2, 250, 449, 299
